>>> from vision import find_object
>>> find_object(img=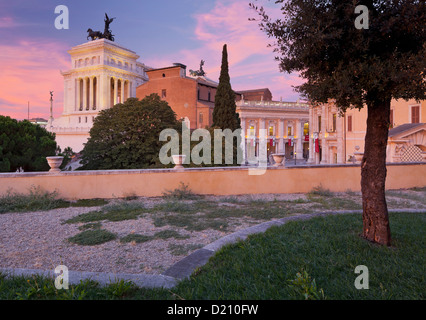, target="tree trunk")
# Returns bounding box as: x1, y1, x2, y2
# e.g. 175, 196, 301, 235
360, 97, 392, 246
